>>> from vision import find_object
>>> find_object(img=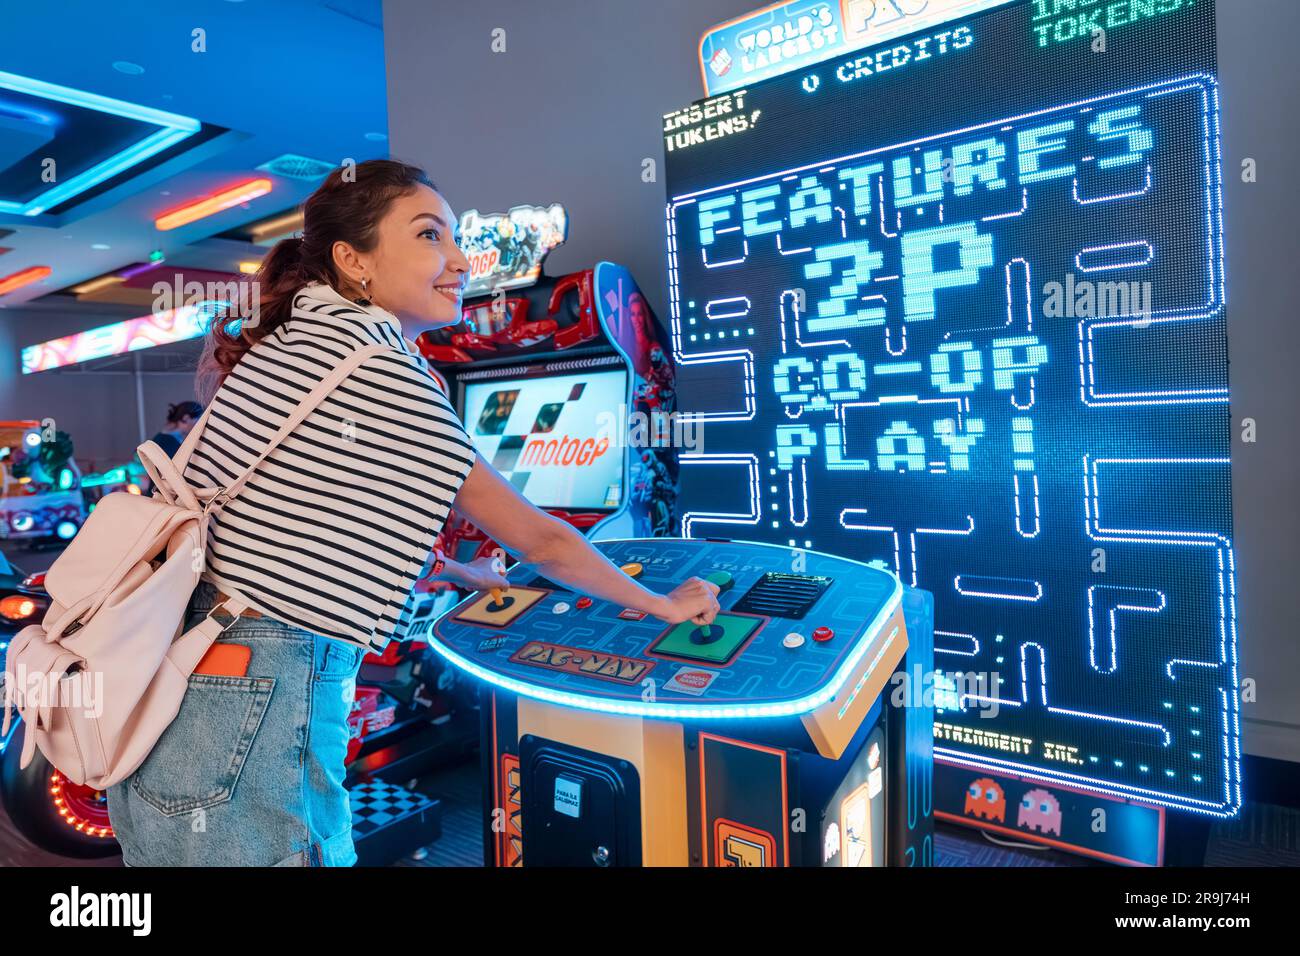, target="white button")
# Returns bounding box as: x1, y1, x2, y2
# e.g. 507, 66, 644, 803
552, 602, 571, 614
783, 633, 805, 648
